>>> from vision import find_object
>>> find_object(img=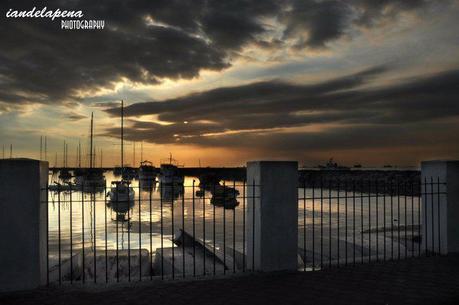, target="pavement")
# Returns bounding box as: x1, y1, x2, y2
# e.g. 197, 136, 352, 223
1, 255, 459, 305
